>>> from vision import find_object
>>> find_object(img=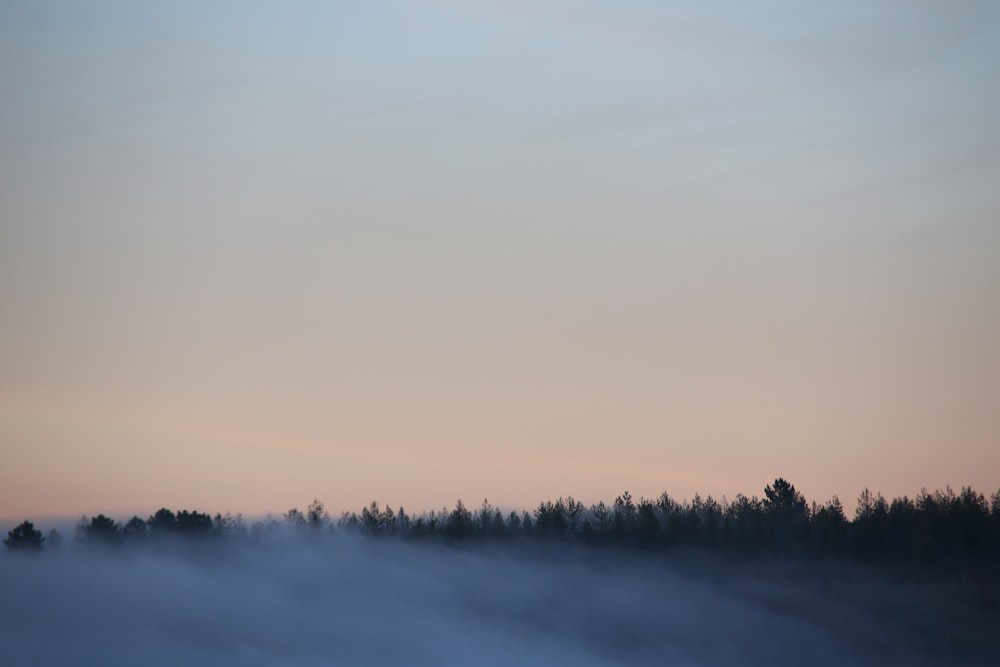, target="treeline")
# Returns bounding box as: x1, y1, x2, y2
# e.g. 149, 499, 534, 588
6, 479, 1000, 563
